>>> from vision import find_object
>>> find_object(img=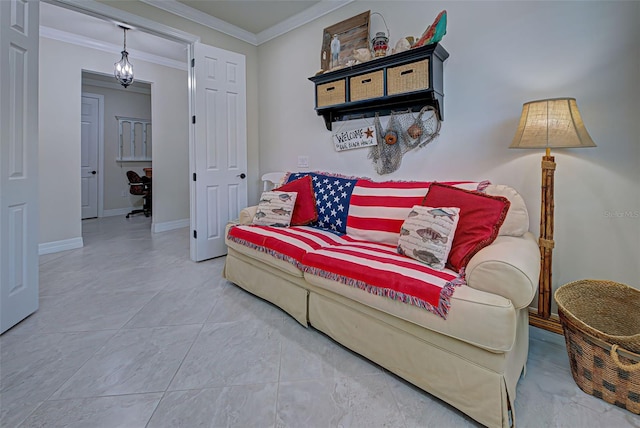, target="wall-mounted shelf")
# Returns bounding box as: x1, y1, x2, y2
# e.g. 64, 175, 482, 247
309, 43, 449, 130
